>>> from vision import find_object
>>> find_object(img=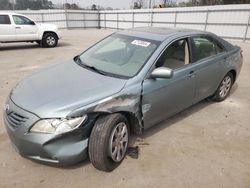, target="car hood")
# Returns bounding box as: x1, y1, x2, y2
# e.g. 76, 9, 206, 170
10, 60, 127, 118
38, 23, 57, 30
